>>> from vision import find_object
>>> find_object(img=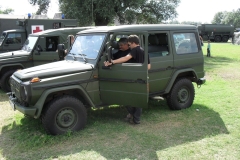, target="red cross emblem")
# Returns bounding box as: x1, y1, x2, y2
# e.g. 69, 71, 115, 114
31, 25, 44, 34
